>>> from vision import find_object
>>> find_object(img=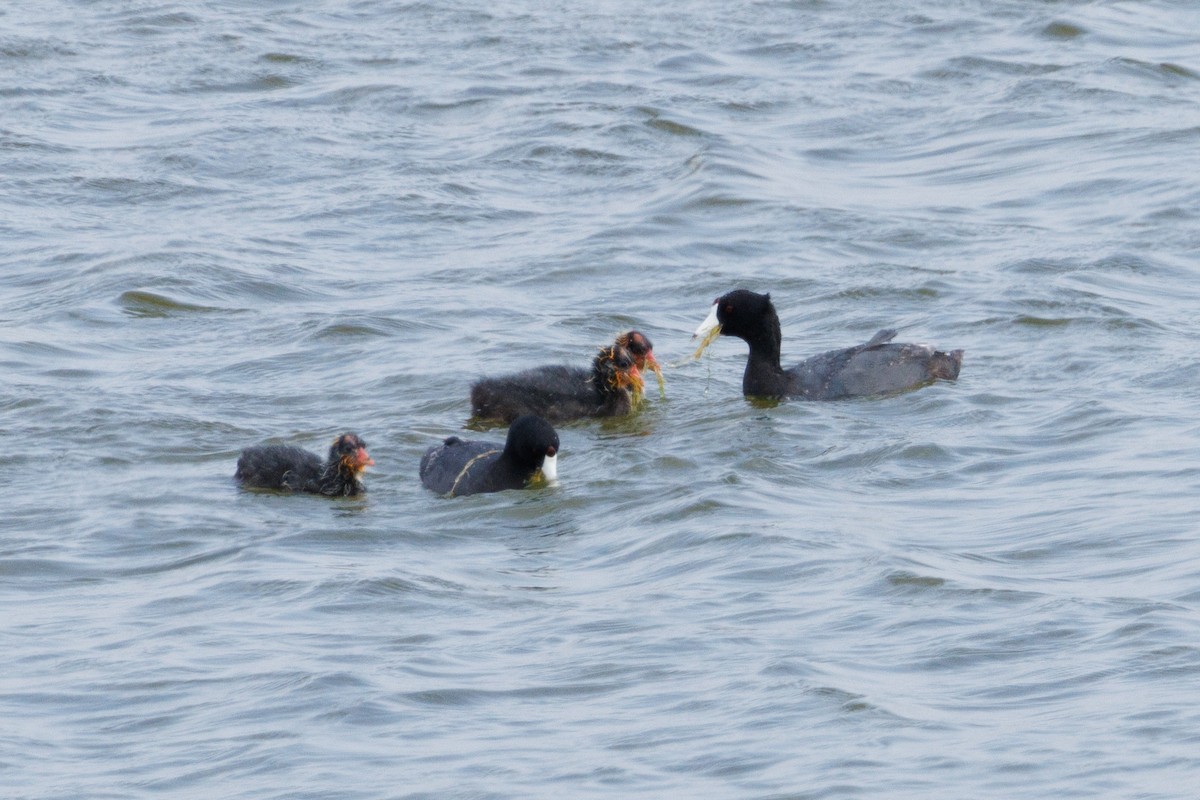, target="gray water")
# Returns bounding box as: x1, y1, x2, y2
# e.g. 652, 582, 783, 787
4, 1, 1200, 797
